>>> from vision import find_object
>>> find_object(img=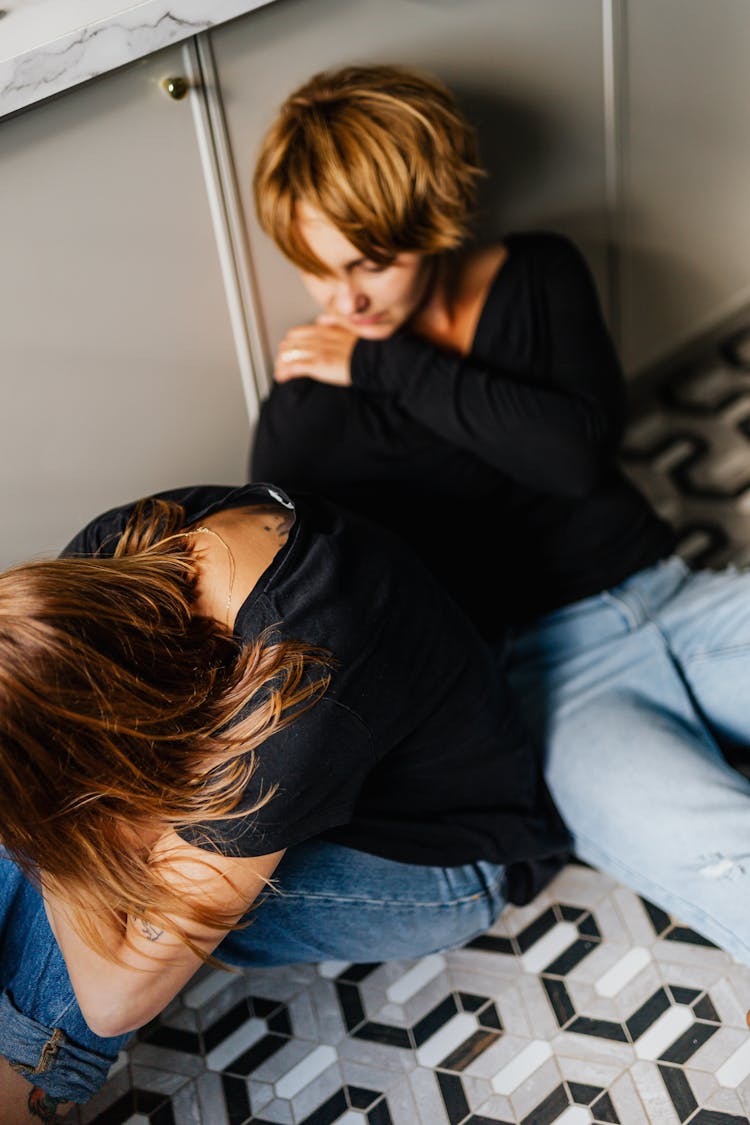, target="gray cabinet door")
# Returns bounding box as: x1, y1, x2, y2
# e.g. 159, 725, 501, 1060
0, 45, 250, 567
212, 0, 610, 392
